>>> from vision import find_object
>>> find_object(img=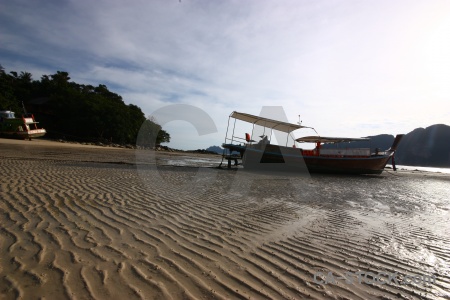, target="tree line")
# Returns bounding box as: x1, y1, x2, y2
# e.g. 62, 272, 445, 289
0, 65, 170, 146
